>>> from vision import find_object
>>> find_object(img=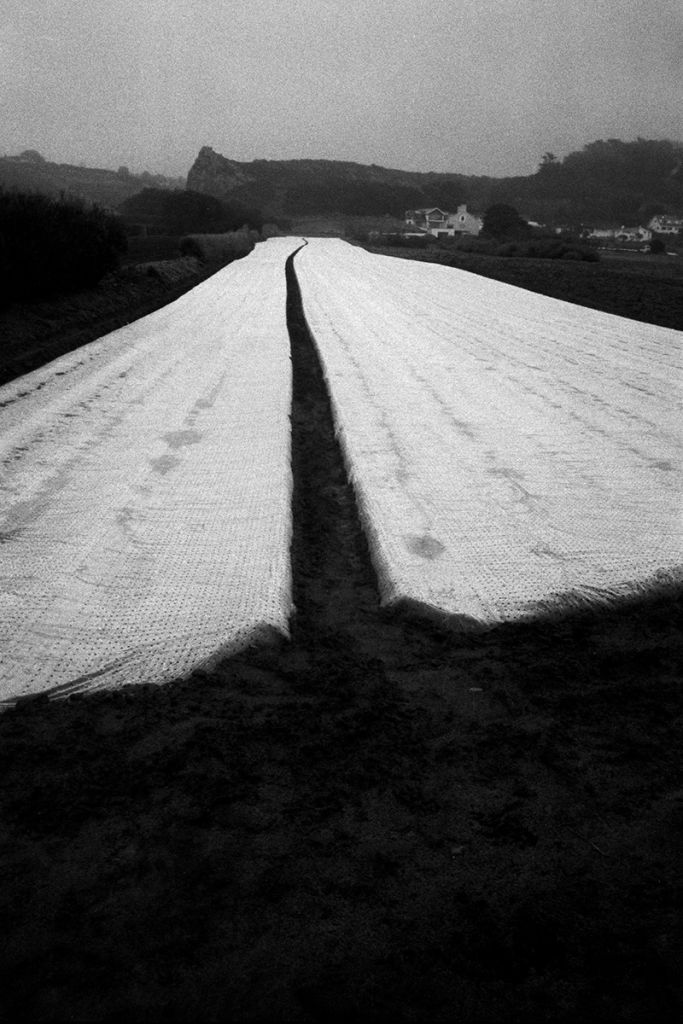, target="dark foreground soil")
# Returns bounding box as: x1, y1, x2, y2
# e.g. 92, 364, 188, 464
365, 245, 683, 331
0, 251, 682, 1022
